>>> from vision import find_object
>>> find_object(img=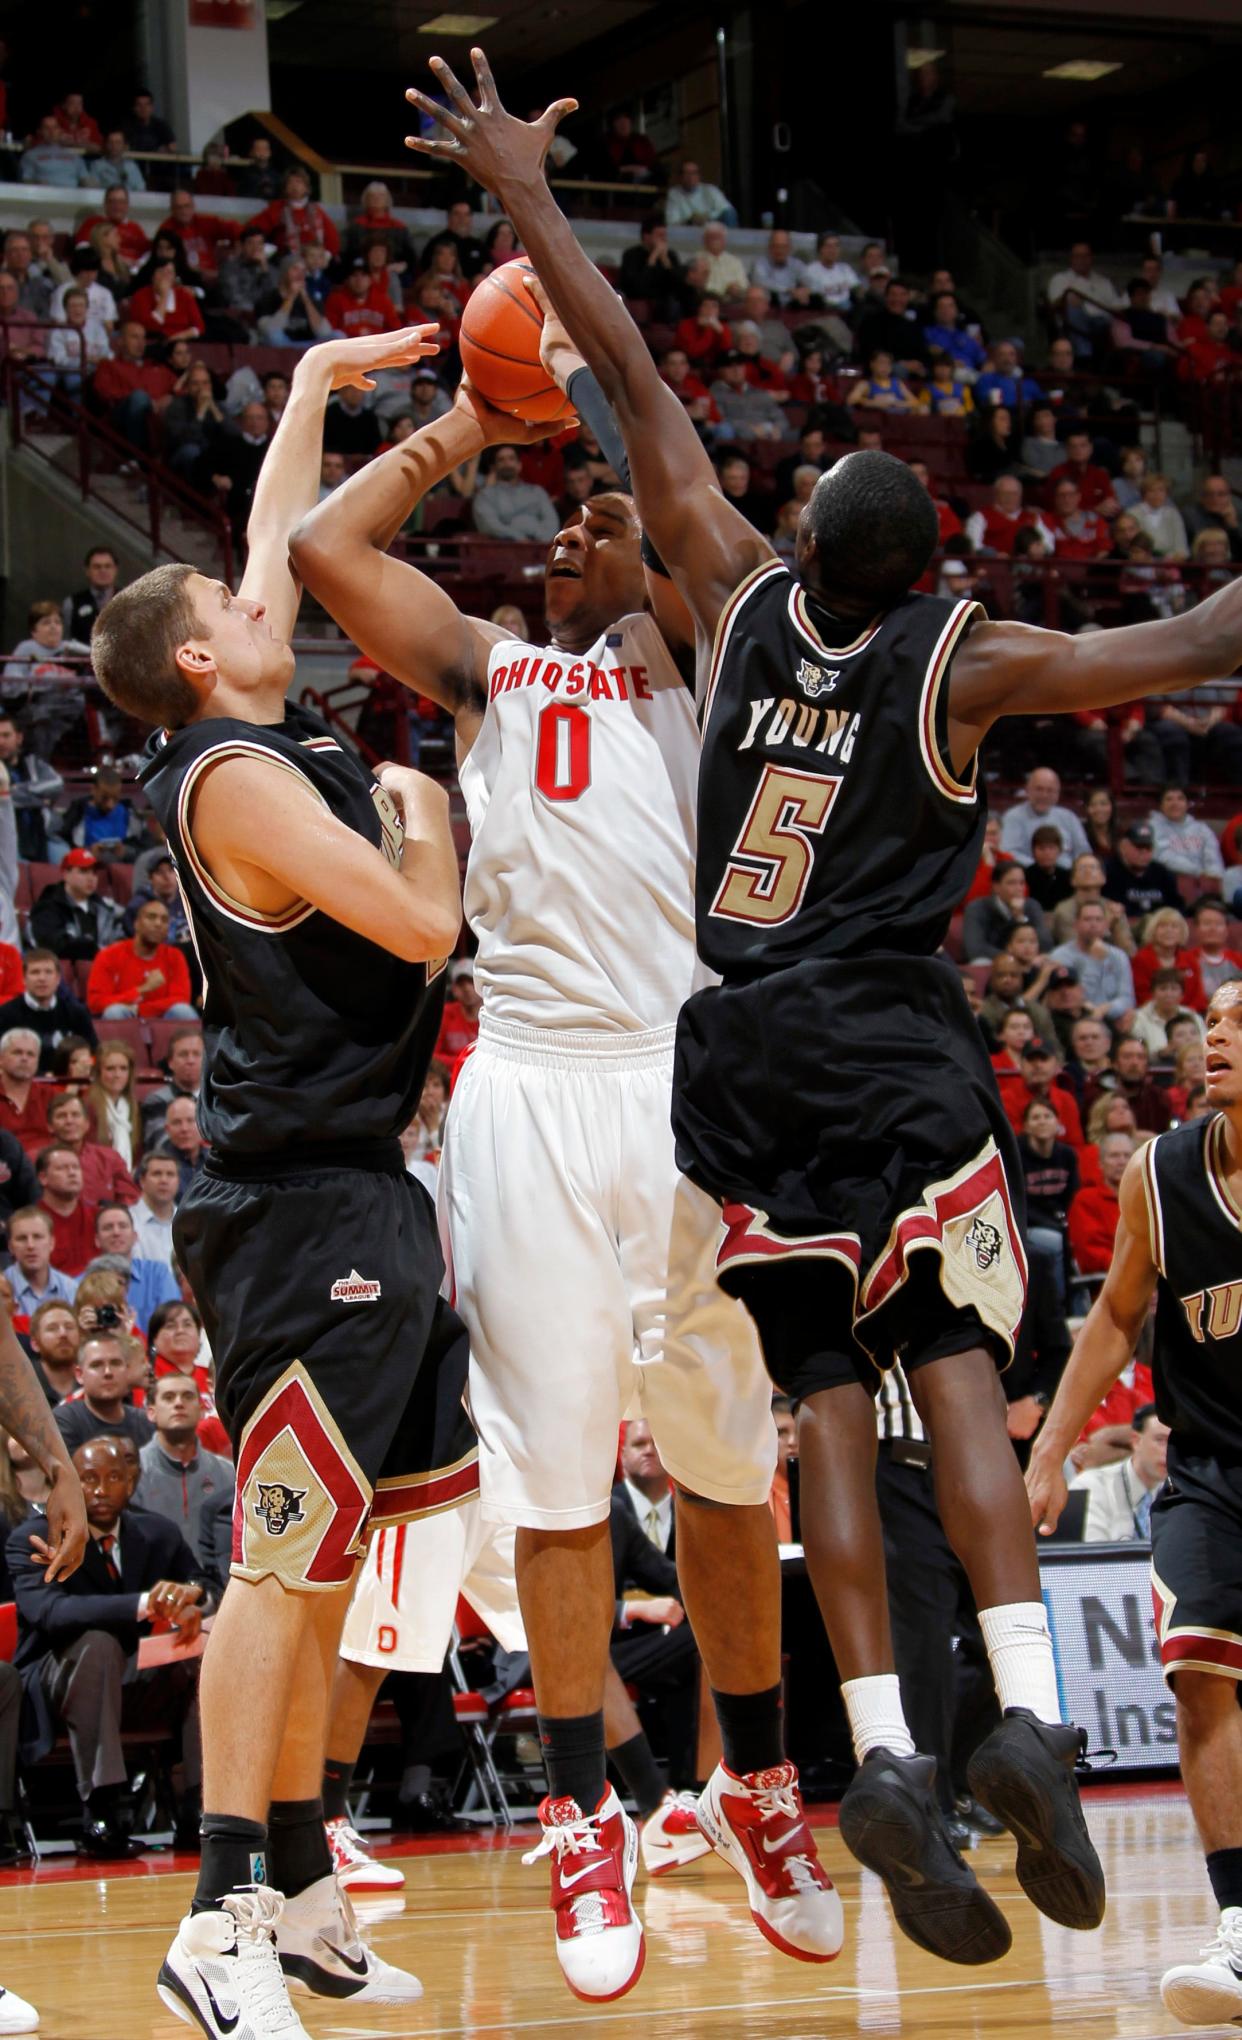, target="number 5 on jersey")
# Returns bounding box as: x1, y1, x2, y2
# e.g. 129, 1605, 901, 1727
710, 764, 841, 926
